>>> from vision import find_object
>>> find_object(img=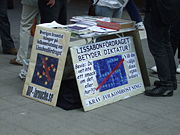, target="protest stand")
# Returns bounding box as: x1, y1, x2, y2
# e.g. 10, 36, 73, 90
22, 16, 150, 111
